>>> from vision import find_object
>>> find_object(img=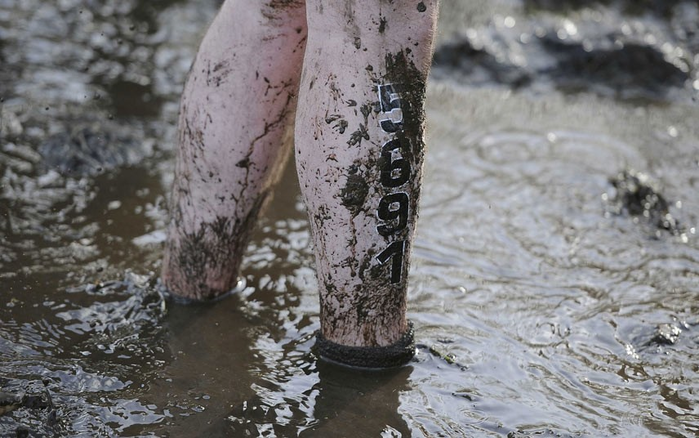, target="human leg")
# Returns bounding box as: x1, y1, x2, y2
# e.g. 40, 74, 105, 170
162, 0, 307, 301
295, 1, 439, 366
